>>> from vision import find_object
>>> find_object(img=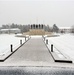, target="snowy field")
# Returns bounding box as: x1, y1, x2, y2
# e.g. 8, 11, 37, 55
0, 34, 26, 55
45, 33, 74, 62
1, 33, 74, 63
